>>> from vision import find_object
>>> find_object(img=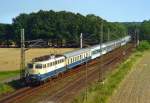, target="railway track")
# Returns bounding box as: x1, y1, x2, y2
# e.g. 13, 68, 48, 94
48, 44, 134, 103
0, 43, 134, 103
